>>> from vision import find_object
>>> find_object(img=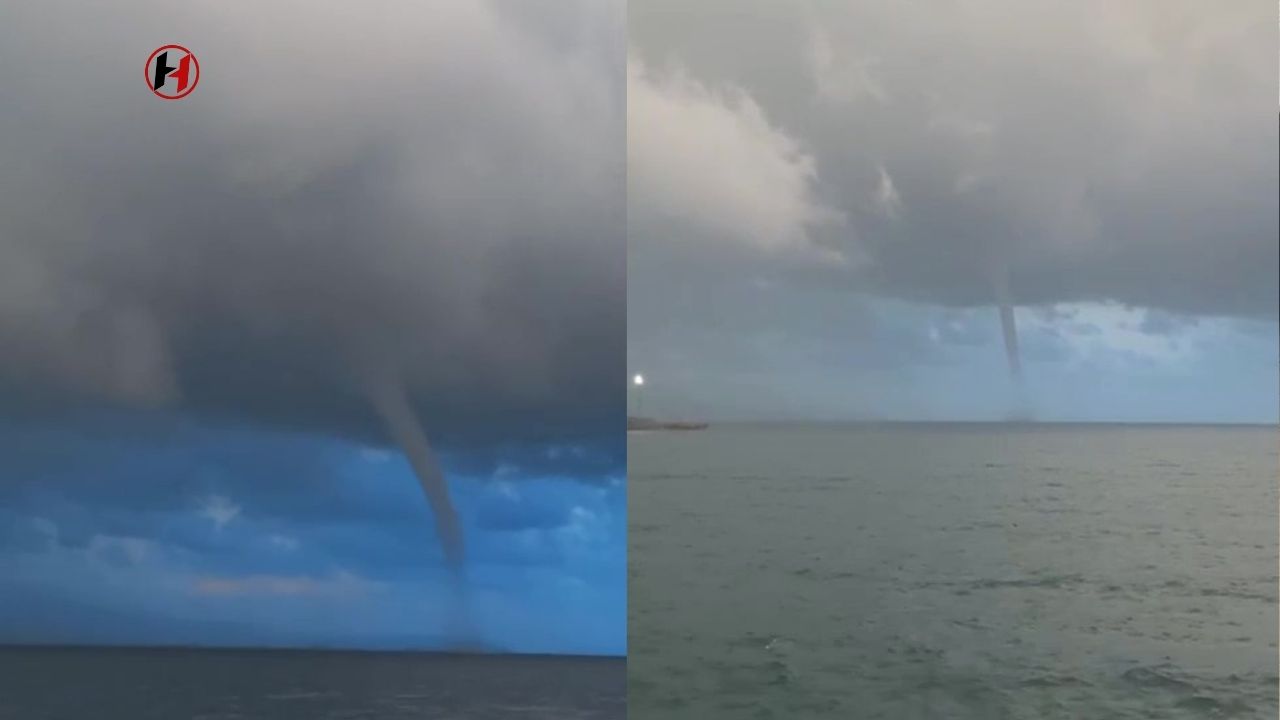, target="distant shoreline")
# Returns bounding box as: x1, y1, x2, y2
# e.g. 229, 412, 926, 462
627, 416, 709, 431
